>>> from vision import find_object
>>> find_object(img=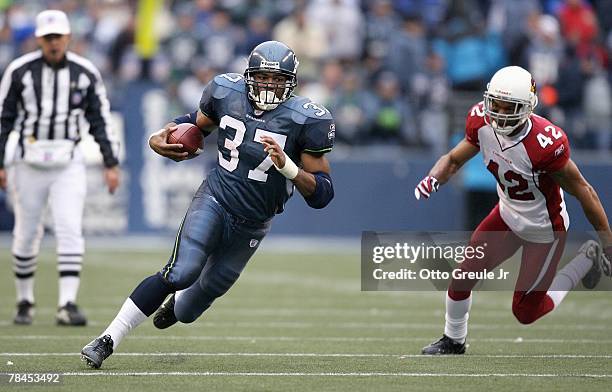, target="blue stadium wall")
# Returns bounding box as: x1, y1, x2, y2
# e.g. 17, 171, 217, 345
1, 84, 610, 236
